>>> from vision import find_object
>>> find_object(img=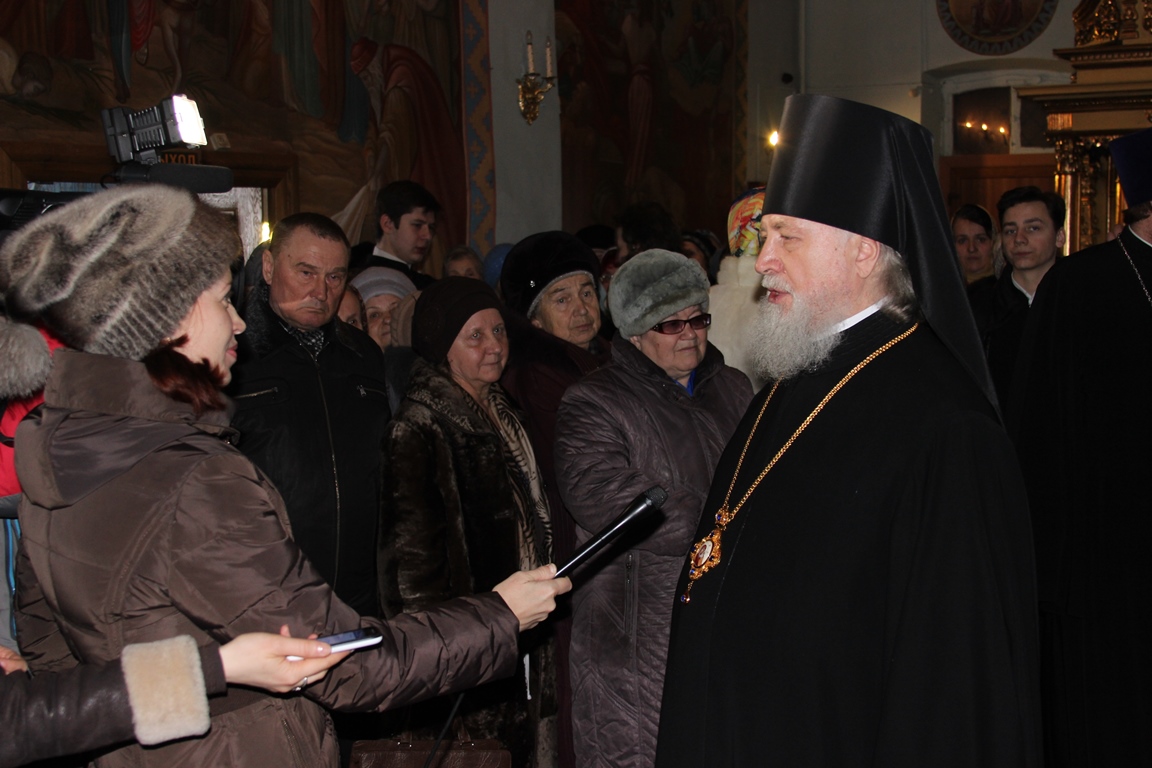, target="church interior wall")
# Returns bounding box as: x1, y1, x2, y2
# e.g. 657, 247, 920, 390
553, 0, 749, 240
744, 0, 1076, 175
0, 1, 1089, 253
802, 0, 926, 121
0, 1, 529, 265
489, 0, 562, 245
